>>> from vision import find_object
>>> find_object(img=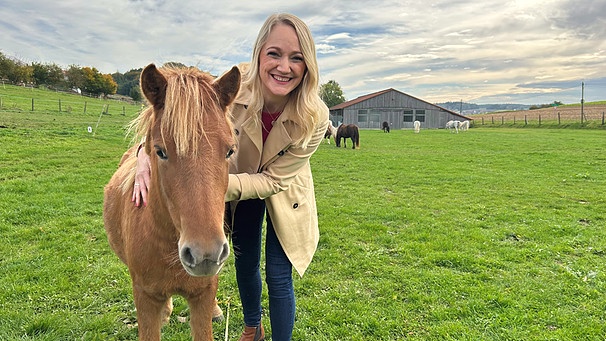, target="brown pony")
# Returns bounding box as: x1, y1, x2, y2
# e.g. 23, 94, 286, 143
336, 124, 360, 149
103, 64, 240, 340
